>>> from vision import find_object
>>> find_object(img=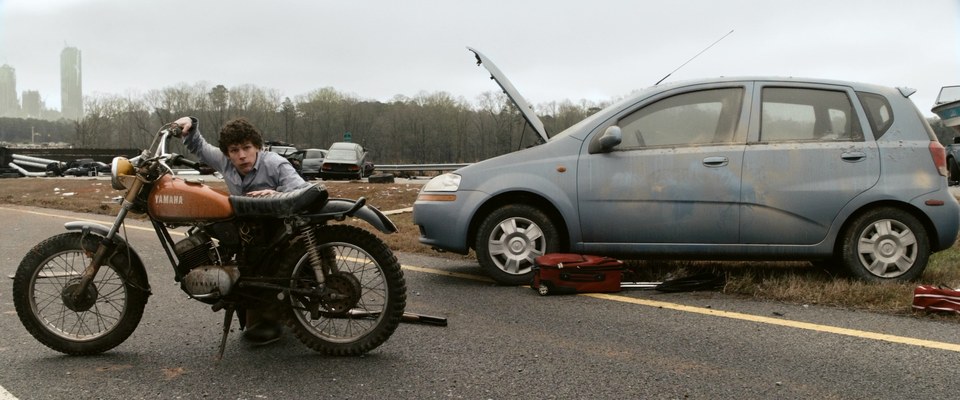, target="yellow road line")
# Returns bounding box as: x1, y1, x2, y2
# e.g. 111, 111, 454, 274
405, 264, 960, 352
0, 206, 180, 235
401, 264, 495, 283
582, 292, 960, 352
